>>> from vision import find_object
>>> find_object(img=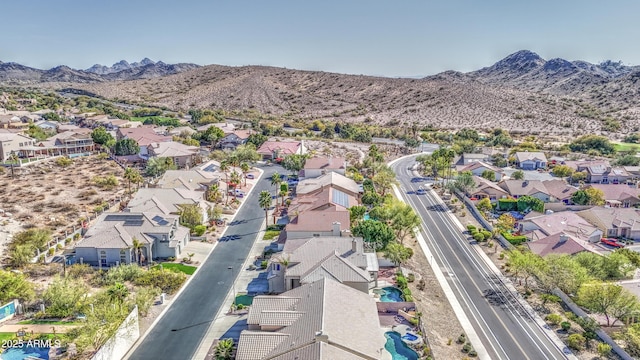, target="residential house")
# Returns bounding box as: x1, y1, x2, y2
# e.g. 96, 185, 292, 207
526, 233, 588, 257
268, 236, 375, 293
574, 161, 631, 184
301, 156, 347, 178
212, 122, 236, 134
117, 127, 172, 158
147, 141, 200, 168
584, 184, 640, 208
155, 168, 220, 192
284, 210, 351, 241
518, 211, 603, 243
57, 124, 81, 133
237, 278, 386, 360
219, 130, 252, 150
35, 120, 59, 131
460, 161, 504, 181
166, 126, 197, 137
542, 179, 578, 204
467, 176, 509, 202
459, 153, 491, 165
0, 115, 21, 129
74, 212, 190, 267
499, 180, 551, 202
515, 151, 547, 170
95, 118, 141, 130
126, 187, 210, 224
25, 129, 95, 158
0, 133, 35, 161
288, 186, 358, 218
577, 207, 640, 240
257, 140, 305, 160
296, 172, 361, 199
623, 166, 640, 182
